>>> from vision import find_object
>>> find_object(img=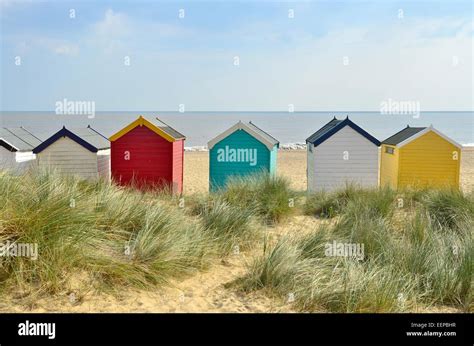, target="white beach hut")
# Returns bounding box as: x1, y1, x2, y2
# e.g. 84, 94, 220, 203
306, 117, 381, 191
33, 126, 110, 180
0, 127, 43, 173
